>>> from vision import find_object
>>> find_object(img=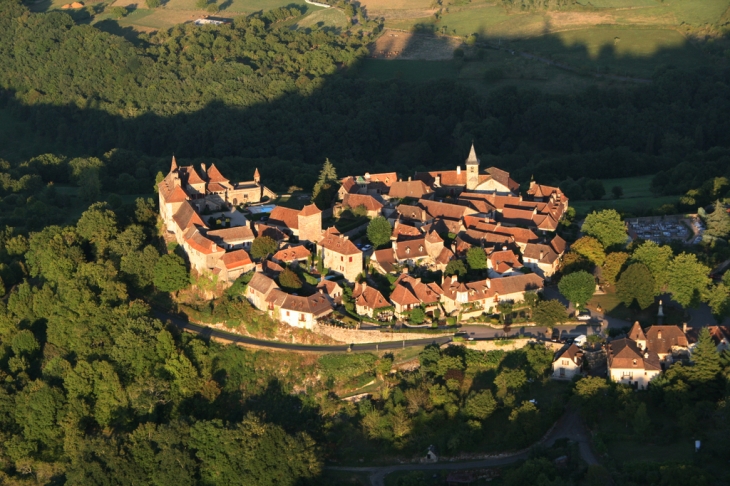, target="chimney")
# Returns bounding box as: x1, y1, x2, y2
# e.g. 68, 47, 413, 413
201, 163, 207, 174
539, 250, 544, 260
682, 323, 687, 333
644, 352, 649, 359
361, 281, 367, 290
435, 175, 441, 187
502, 245, 508, 251
658, 331, 662, 340
485, 279, 490, 289
456, 166, 461, 175
408, 176, 412, 181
